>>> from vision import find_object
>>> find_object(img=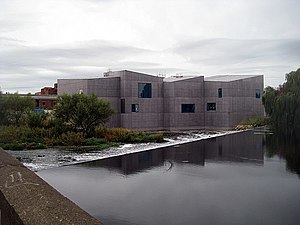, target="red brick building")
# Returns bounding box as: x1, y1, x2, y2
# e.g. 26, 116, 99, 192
34, 83, 58, 110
